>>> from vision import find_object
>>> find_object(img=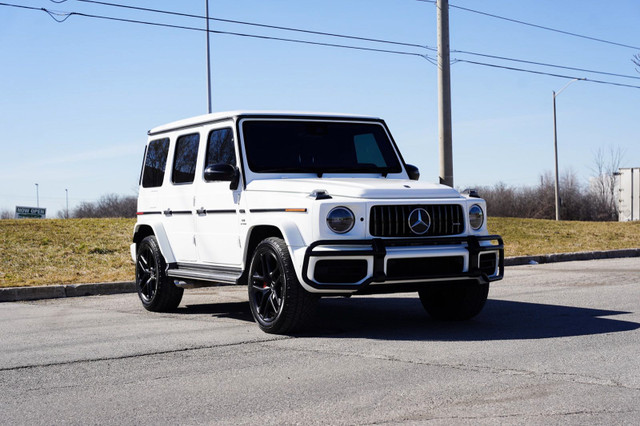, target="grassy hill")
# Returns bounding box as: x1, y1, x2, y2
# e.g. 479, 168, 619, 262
1, 217, 639, 288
